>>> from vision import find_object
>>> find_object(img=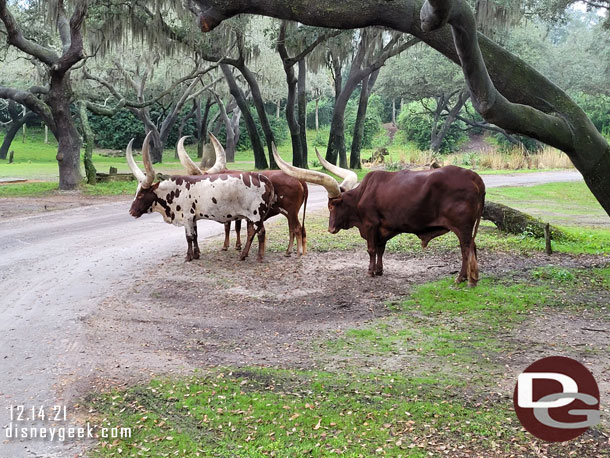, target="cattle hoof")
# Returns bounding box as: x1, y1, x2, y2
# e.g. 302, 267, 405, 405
235, 245, 242, 251
193, 252, 200, 260
185, 255, 193, 262
455, 276, 467, 284
284, 252, 291, 258
375, 269, 383, 276
257, 257, 264, 263
368, 271, 376, 277
239, 255, 247, 261
221, 246, 228, 252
